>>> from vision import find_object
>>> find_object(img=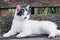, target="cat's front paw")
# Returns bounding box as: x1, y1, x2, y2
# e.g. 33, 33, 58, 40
3, 33, 10, 37
16, 35, 21, 38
